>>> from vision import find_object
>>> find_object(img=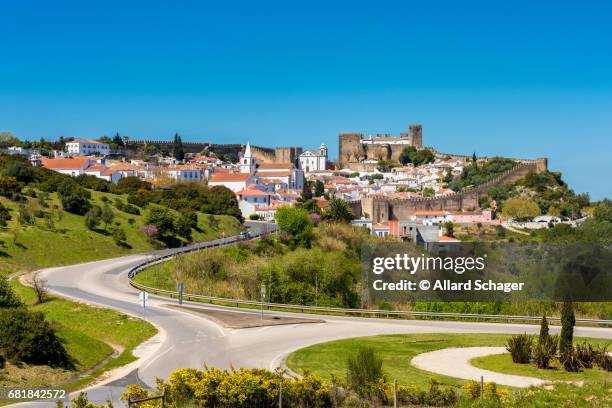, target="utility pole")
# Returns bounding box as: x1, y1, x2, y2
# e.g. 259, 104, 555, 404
393, 379, 397, 408
260, 284, 266, 320
278, 379, 282, 408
